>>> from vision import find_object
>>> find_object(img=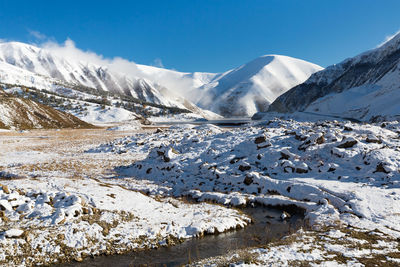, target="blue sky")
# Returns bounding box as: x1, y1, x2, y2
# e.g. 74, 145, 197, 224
0, 0, 399, 72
